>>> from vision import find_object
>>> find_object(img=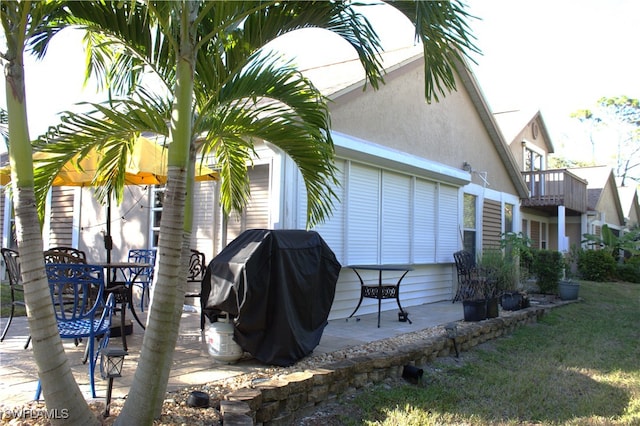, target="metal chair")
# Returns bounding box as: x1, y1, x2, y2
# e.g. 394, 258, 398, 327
44, 248, 87, 264
125, 249, 157, 311
44, 246, 87, 263
1, 248, 28, 347
36, 263, 115, 399
452, 250, 486, 302
184, 249, 207, 329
